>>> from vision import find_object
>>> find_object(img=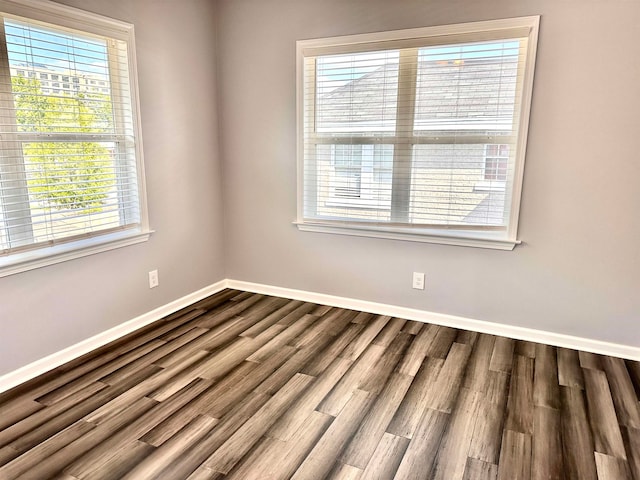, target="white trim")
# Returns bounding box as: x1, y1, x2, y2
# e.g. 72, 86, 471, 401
0, 279, 227, 393
227, 279, 640, 361
0, 229, 154, 278
506, 16, 540, 242
298, 16, 540, 56
295, 221, 519, 251
0, 0, 133, 39
3, 277, 639, 394
296, 40, 306, 222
